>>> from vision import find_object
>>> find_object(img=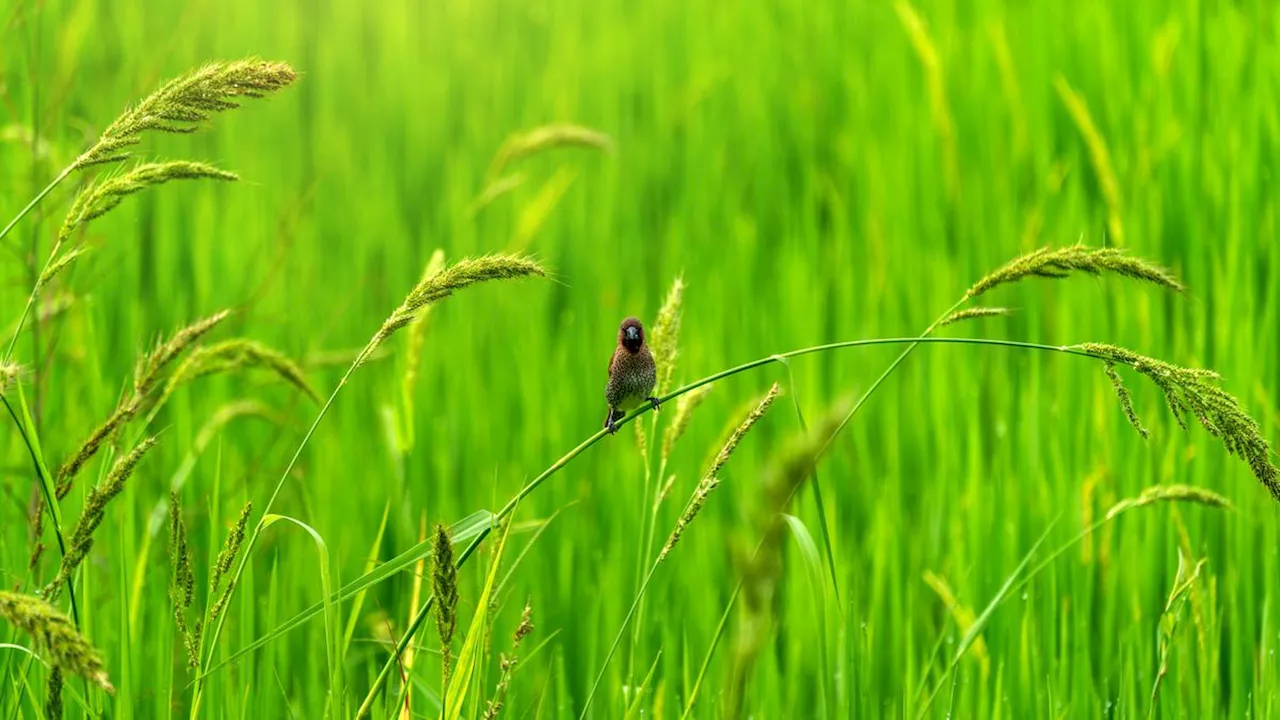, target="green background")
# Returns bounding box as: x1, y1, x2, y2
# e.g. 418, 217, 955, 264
2, 0, 1278, 716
